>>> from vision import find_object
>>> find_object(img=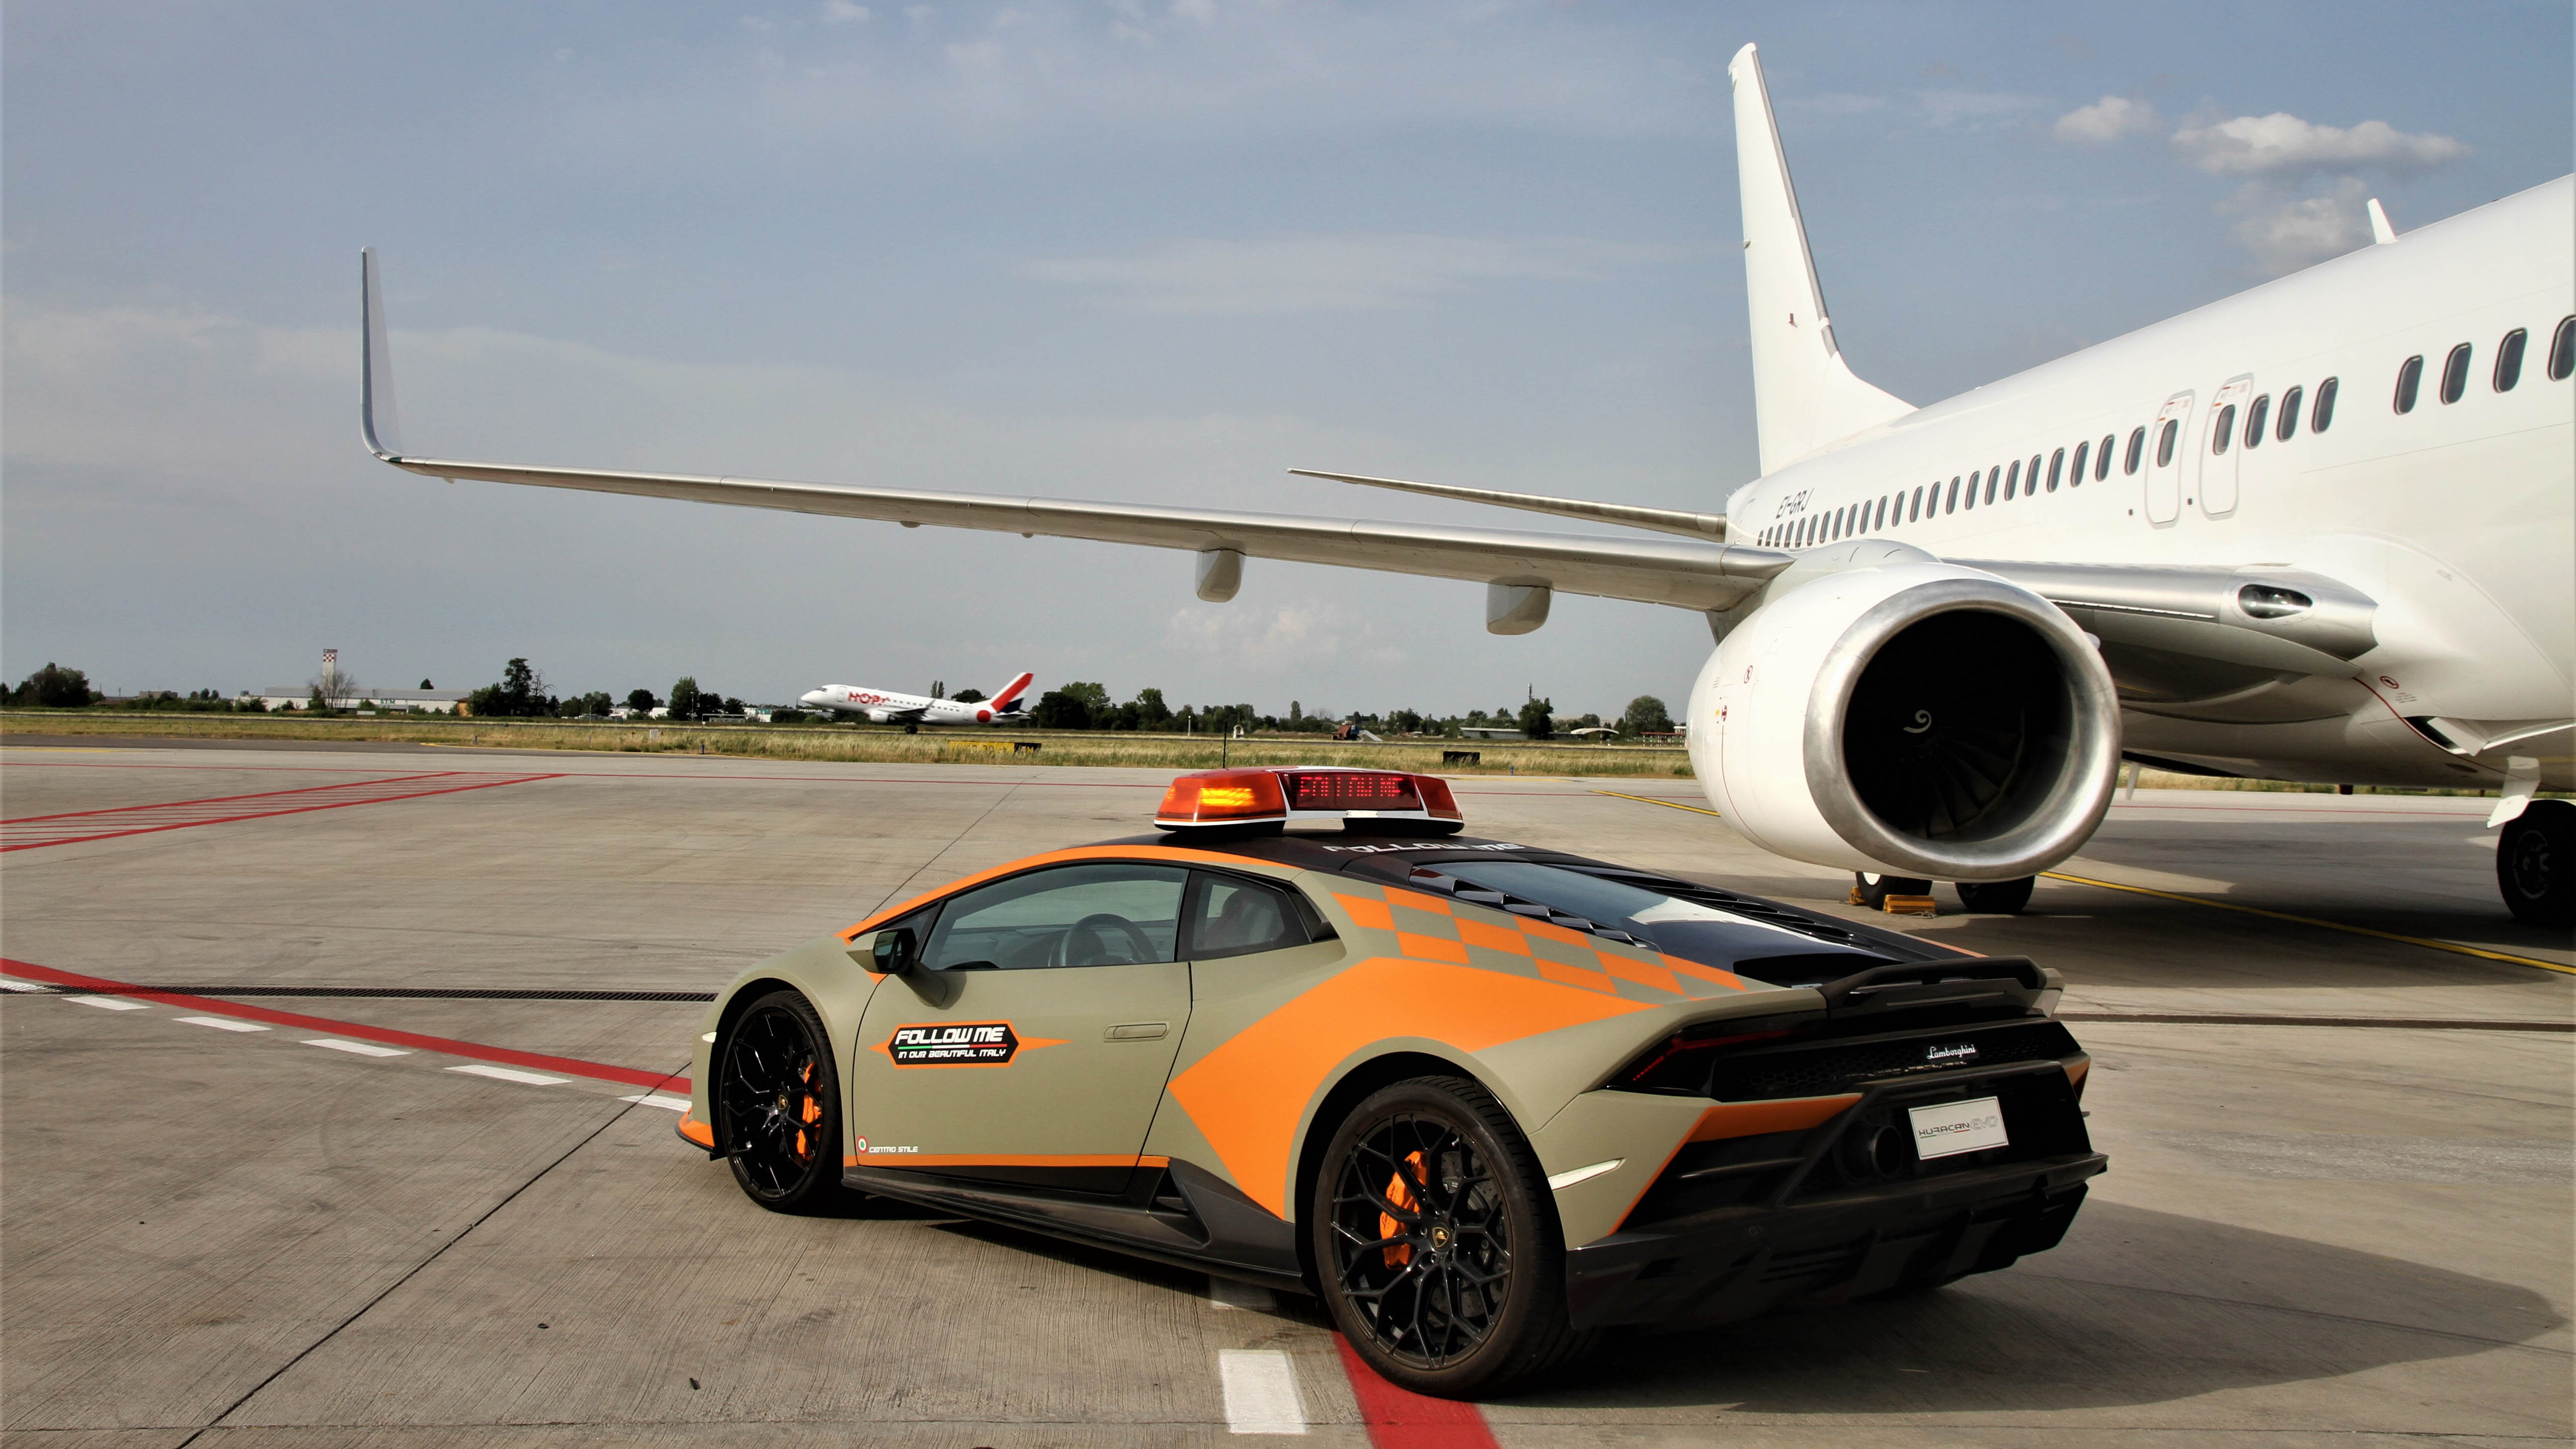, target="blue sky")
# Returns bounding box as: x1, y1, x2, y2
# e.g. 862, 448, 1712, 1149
6, 1, 2568, 715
